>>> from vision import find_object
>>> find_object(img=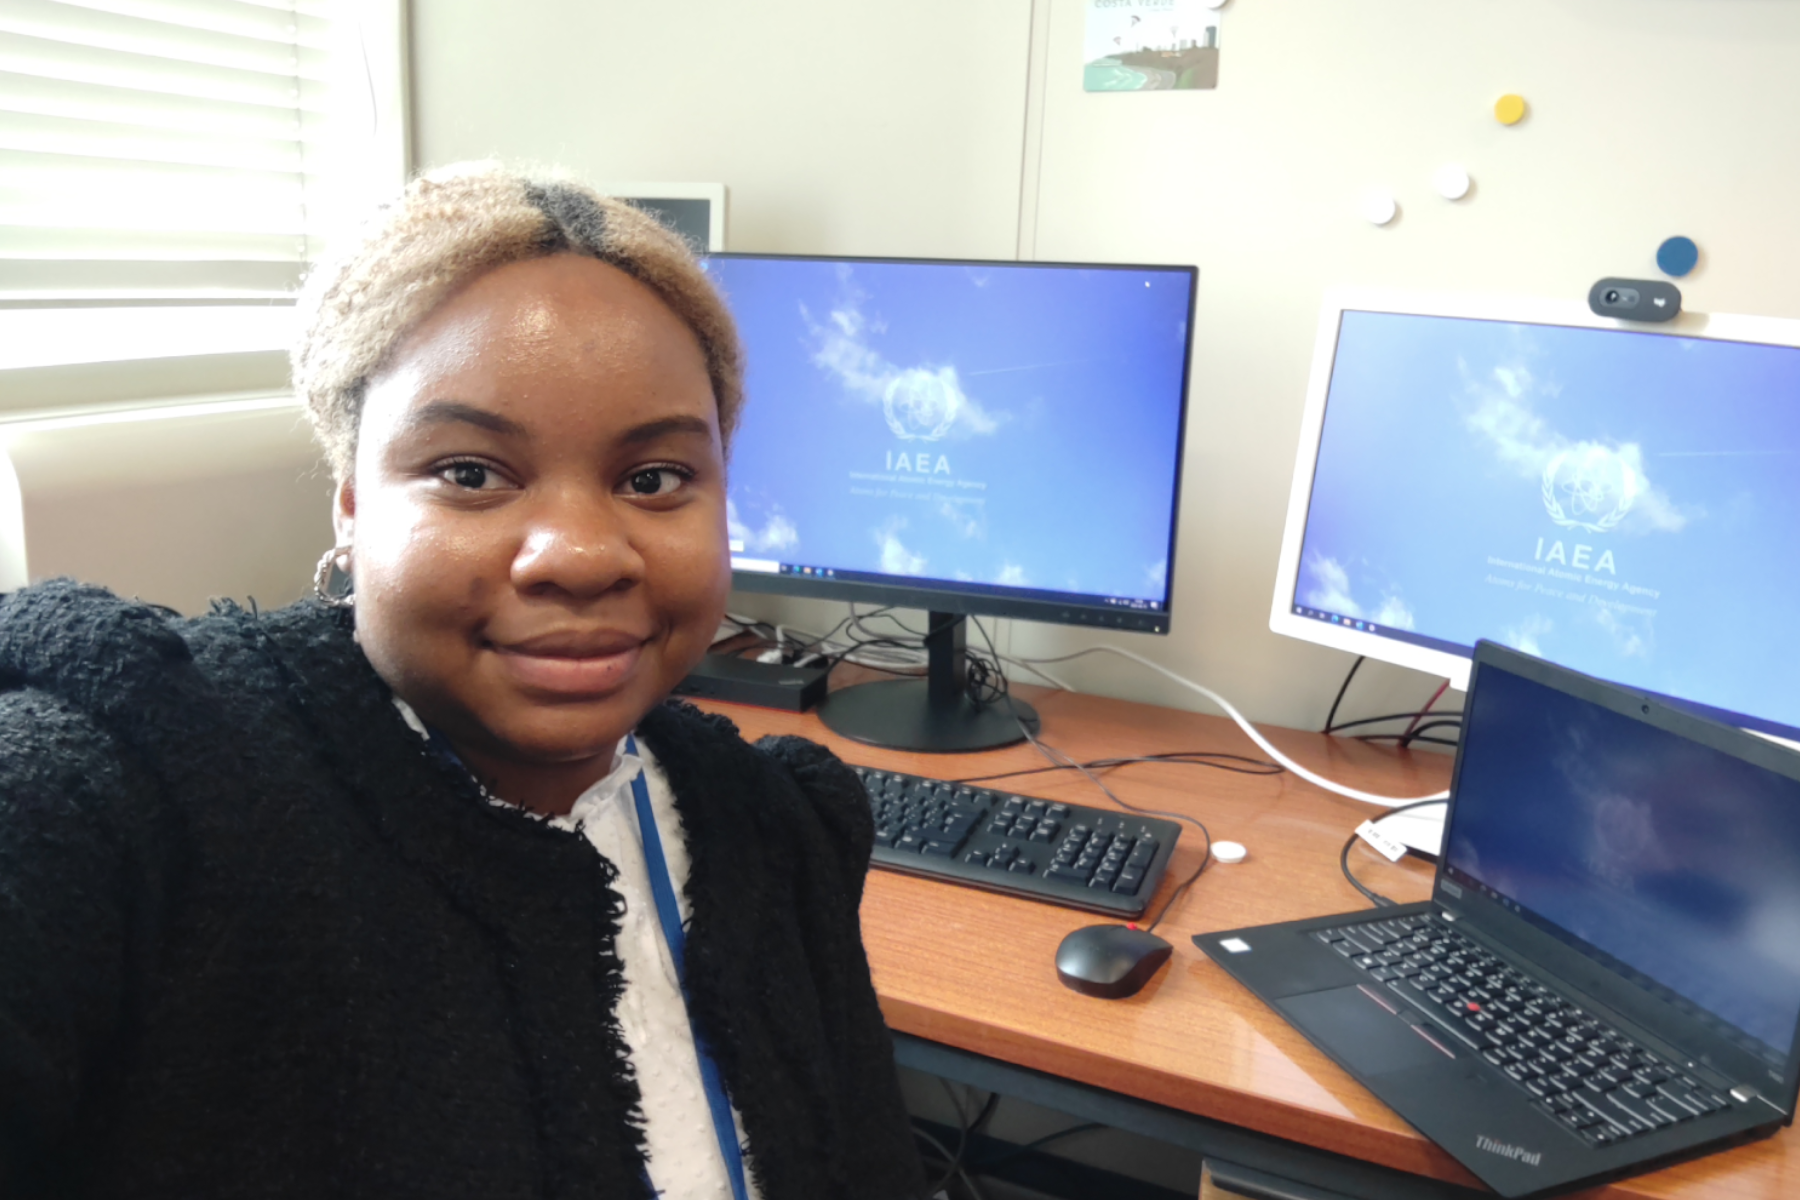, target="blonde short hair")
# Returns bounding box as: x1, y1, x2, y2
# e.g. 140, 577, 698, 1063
292, 164, 743, 482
